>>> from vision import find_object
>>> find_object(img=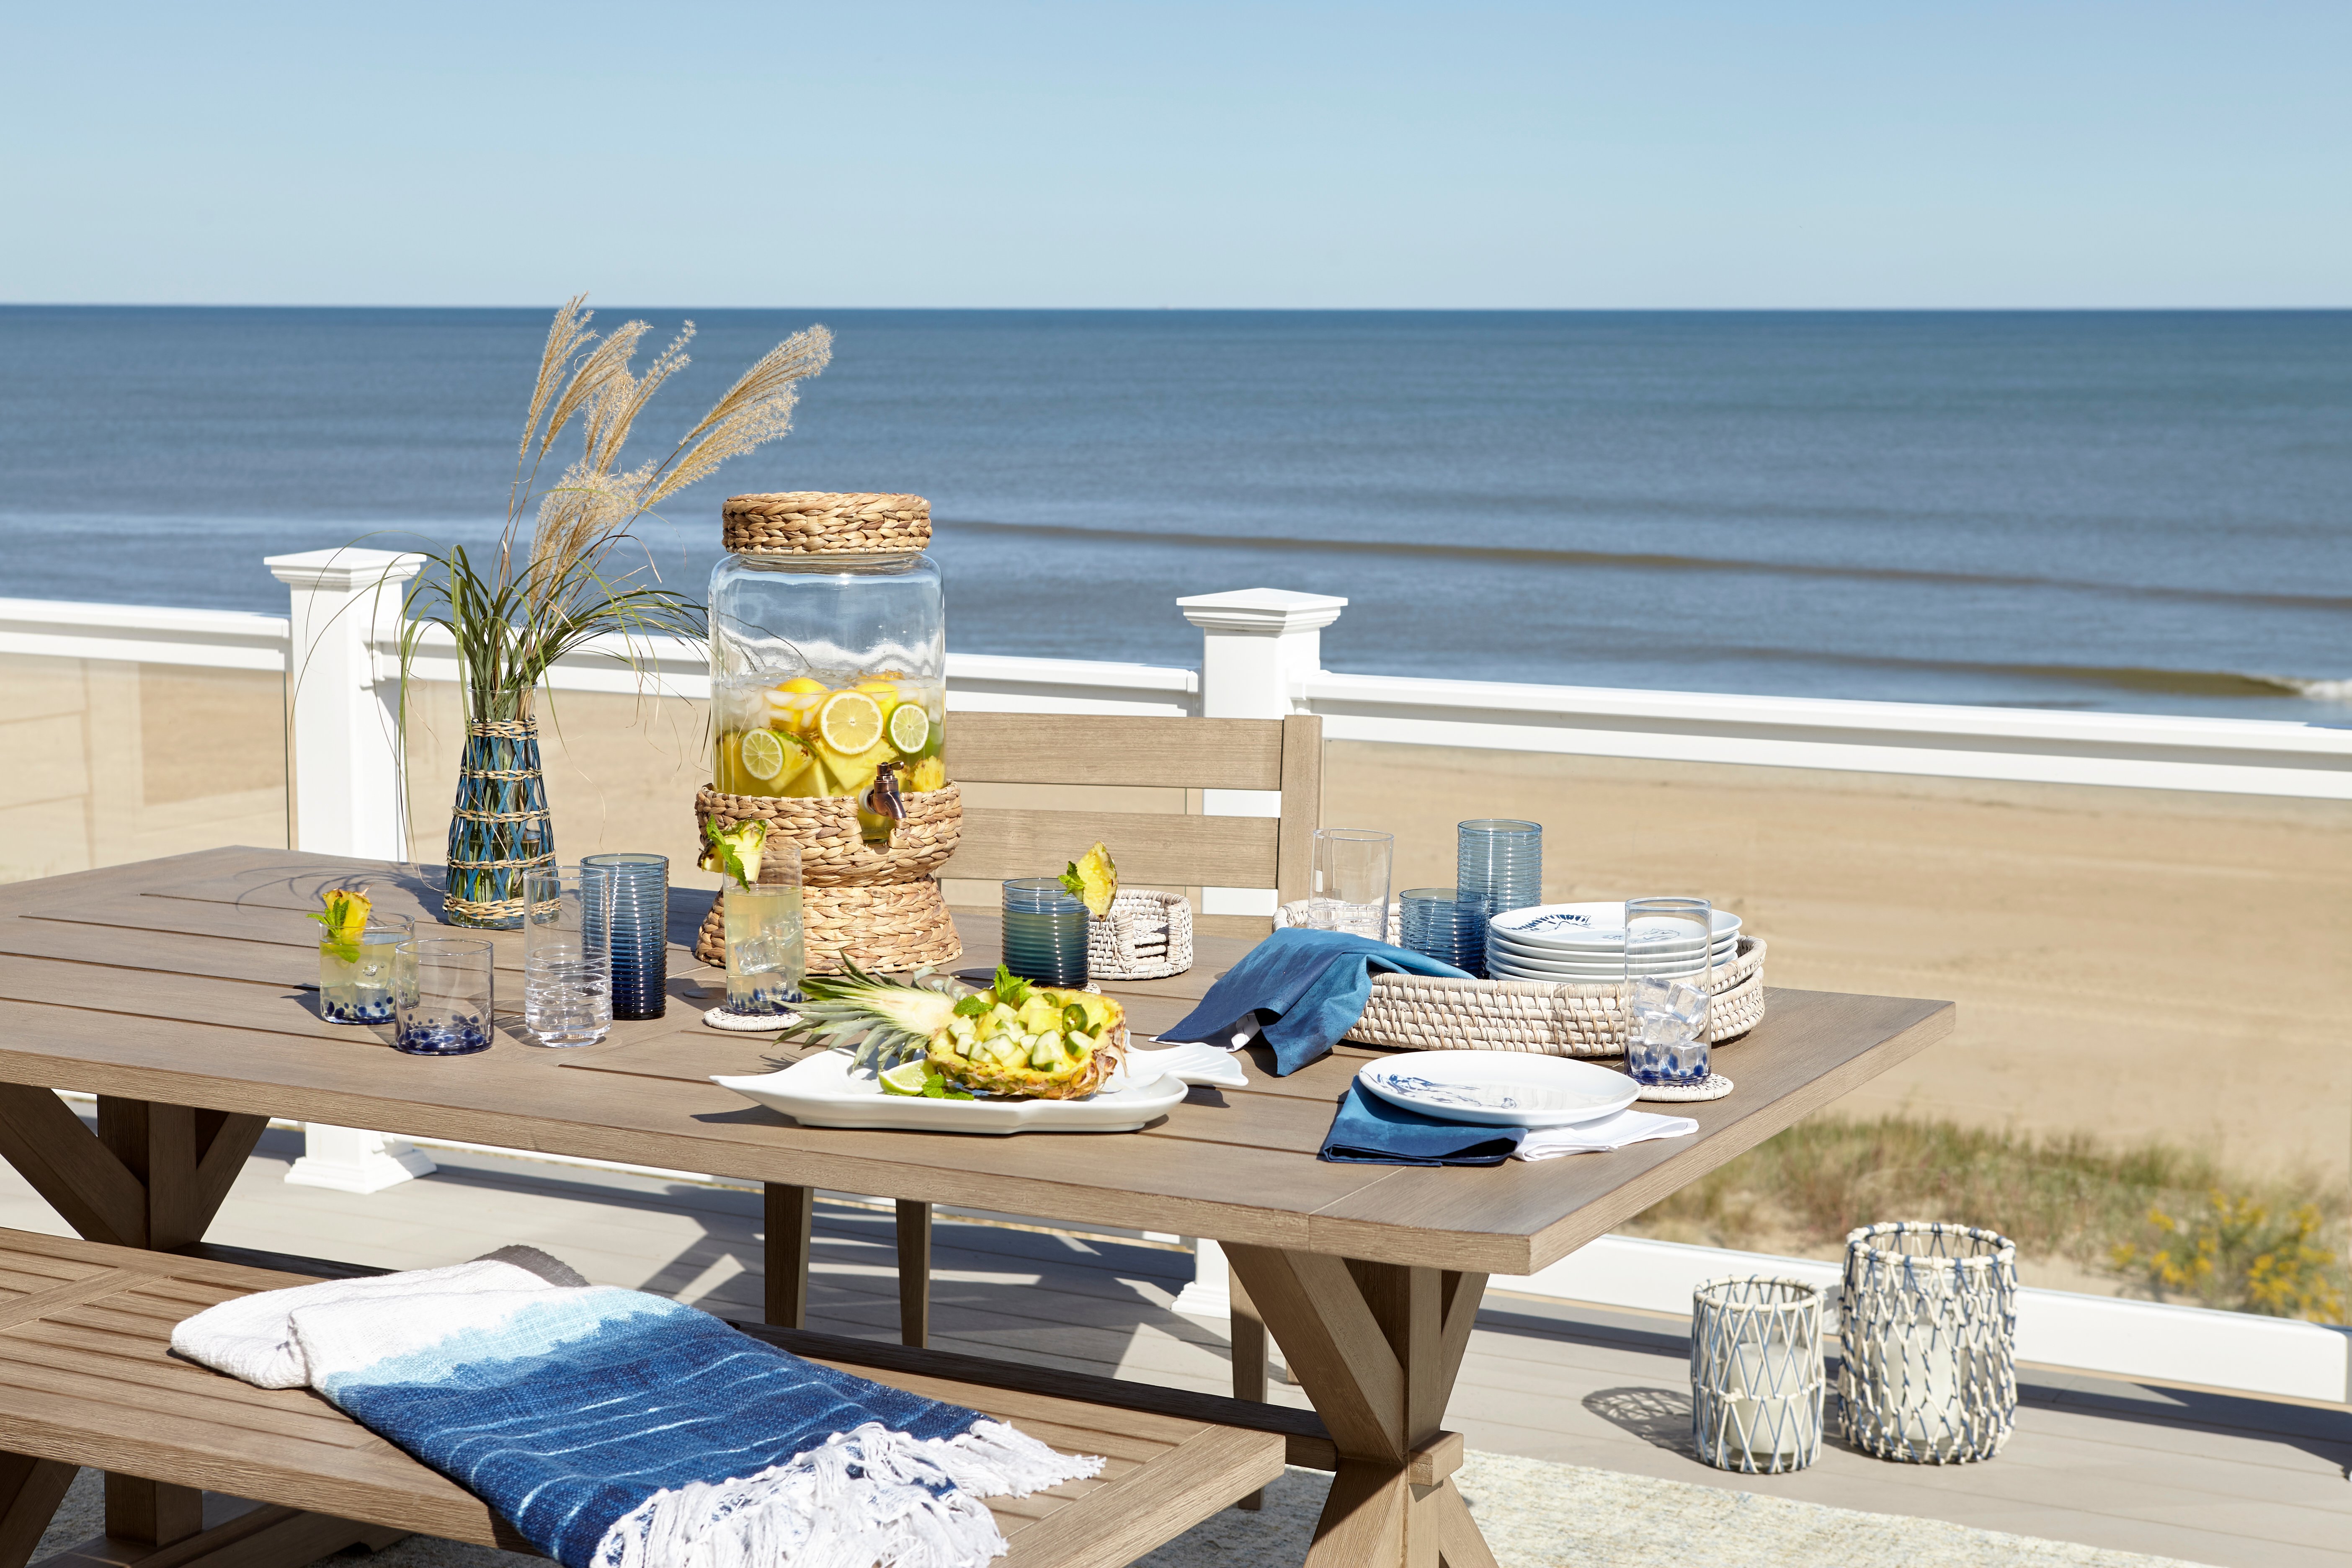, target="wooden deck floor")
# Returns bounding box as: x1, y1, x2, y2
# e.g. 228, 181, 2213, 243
3, 1122, 2343, 1568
